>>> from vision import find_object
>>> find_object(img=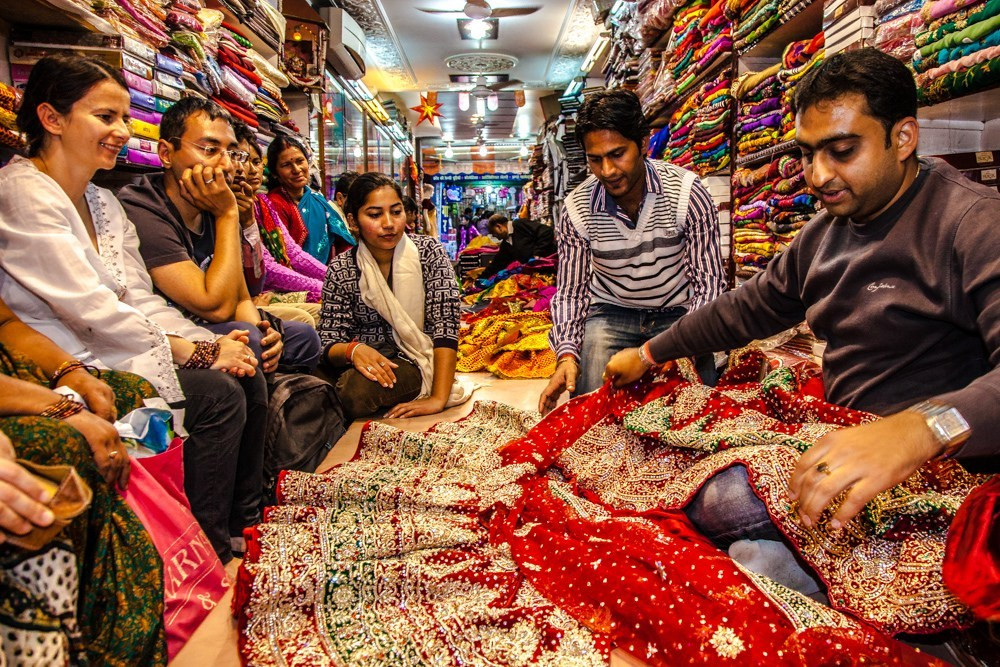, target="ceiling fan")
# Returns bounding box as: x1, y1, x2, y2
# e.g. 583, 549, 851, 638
418, 1, 541, 19
468, 74, 522, 96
